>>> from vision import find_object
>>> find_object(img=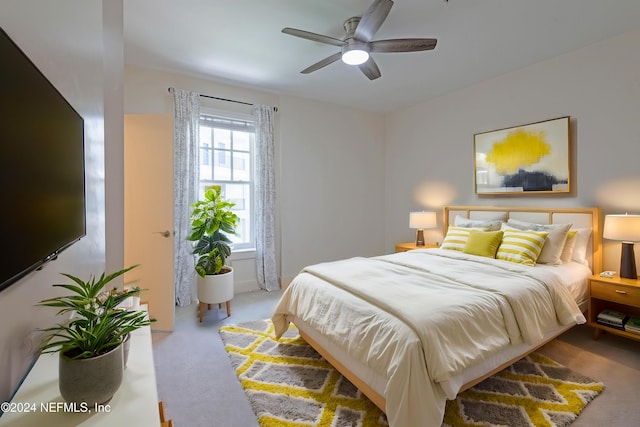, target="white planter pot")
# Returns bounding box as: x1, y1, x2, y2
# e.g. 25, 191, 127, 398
197, 267, 234, 321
